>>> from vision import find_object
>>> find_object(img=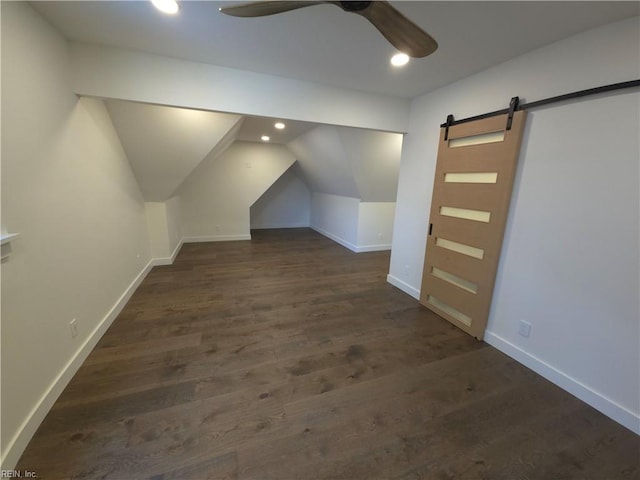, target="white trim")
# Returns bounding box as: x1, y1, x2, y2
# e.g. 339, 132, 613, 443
386, 274, 420, 300
355, 243, 392, 253
310, 225, 358, 252
152, 257, 173, 267
0, 260, 155, 470
151, 238, 184, 266
250, 223, 310, 230
182, 234, 251, 243
0, 233, 20, 245
484, 330, 640, 435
